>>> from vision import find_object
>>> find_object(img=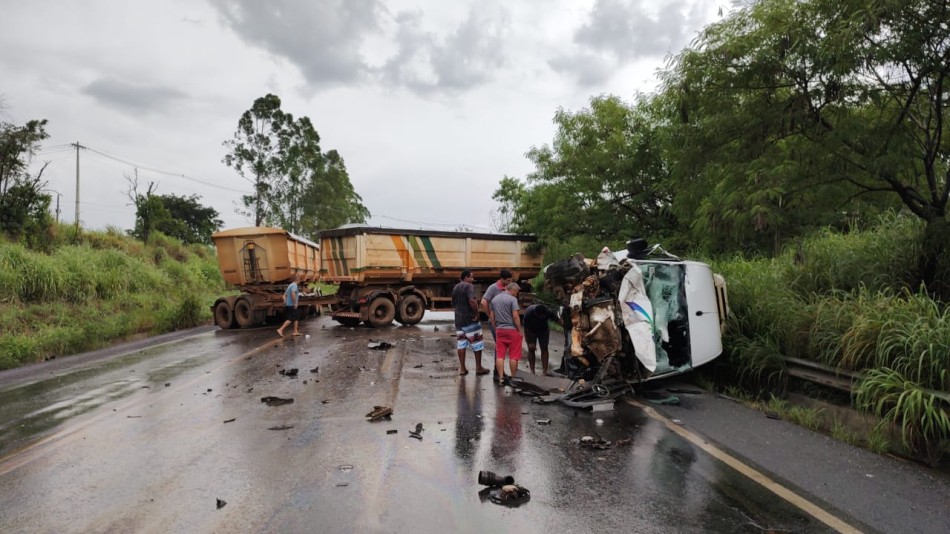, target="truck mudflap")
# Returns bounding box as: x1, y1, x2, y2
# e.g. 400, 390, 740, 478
331, 310, 362, 327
